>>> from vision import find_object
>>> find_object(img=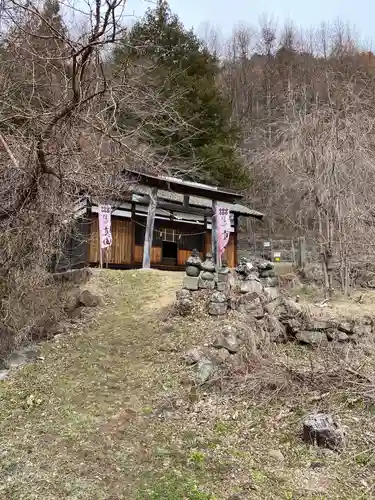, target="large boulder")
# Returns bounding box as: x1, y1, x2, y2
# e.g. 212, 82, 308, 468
79, 289, 102, 307
296, 331, 328, 346
208, 302, 227, 316
182, 347, 202, 365
263, 314, 288, 343
195, 358, 216, 384
235, 293, 265, 318
213, 326, 241, 354
267, 297, 310, 335
303, 413, 344, 450
240, 277, 264, 295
